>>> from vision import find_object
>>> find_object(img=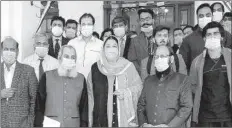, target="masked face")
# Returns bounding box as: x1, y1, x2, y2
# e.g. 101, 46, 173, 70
81, 25, 94, 37
61, 58, 76, 70
104, 39, 119, 61
213, 11, 223, 22
155, 29, 169, 46
199, 17, 212, 29
35, 47, 48, 58
2, 51, 16, 65
114, 27, 126, 37
140, 12, 154, 33
52, 26, 63, 37
66, 28, 76, 39
205, 38, 221, 50
222, 18, 231, 34
197, 7, 212, 29
155, 57, 170, 72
